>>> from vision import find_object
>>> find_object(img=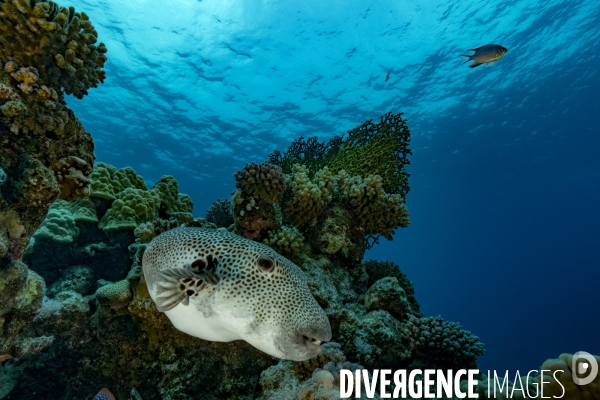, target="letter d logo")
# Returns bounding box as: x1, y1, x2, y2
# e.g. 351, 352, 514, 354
572, 351, 598, 385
